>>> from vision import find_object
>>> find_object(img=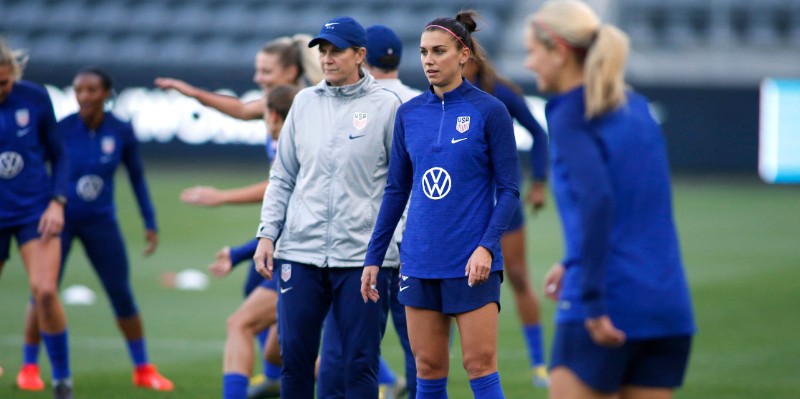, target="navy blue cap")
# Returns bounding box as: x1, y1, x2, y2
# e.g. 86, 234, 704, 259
366, 25, 403, 70
309, 16, 367, 49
